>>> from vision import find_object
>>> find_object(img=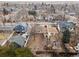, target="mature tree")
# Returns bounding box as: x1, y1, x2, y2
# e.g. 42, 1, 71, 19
0, 46, 15, 57
3, 8, 8, 16
15, 48, 33, 57
62, 29, 71, 43
61, 29, 71, 56
34, 5, 37, 10
28, 10, 36, 16
51, 4, 55, 13
0, 46, 33, 57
